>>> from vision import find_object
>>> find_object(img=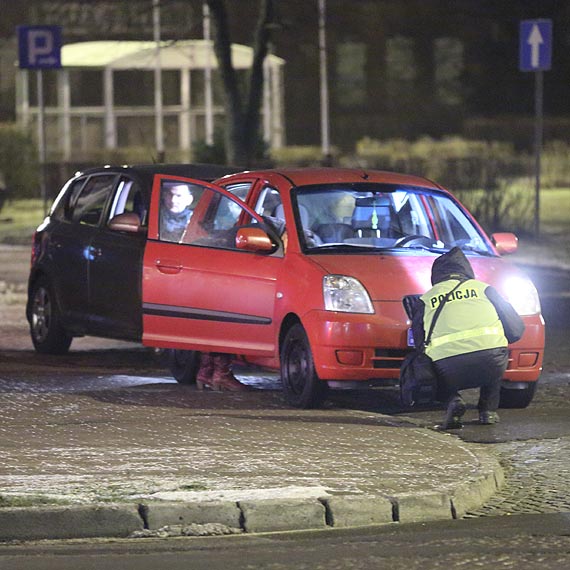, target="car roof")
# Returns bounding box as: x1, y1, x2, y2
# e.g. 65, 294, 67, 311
76, 163, 239, 183
216, 167, 444, 191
